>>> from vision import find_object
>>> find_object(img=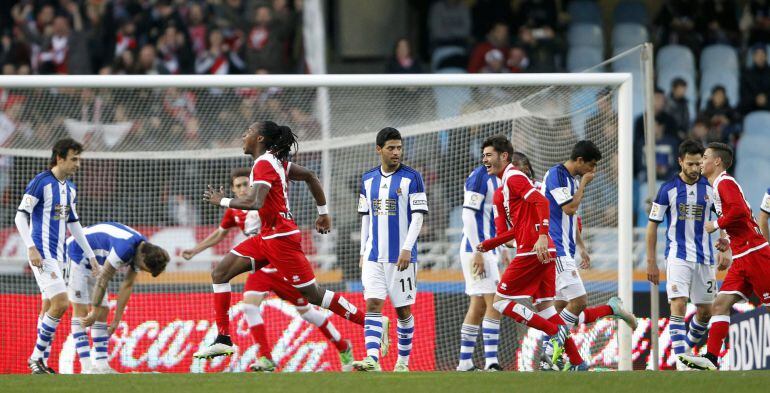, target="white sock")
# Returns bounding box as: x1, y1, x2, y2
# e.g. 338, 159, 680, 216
91, 322, 109, 366
482, 317, 500, 368
458, 324, 479, 370
31, 313, 60, 361
397, 315, 414, 365
71, 320, 92, 371
364, 312, 383, 362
